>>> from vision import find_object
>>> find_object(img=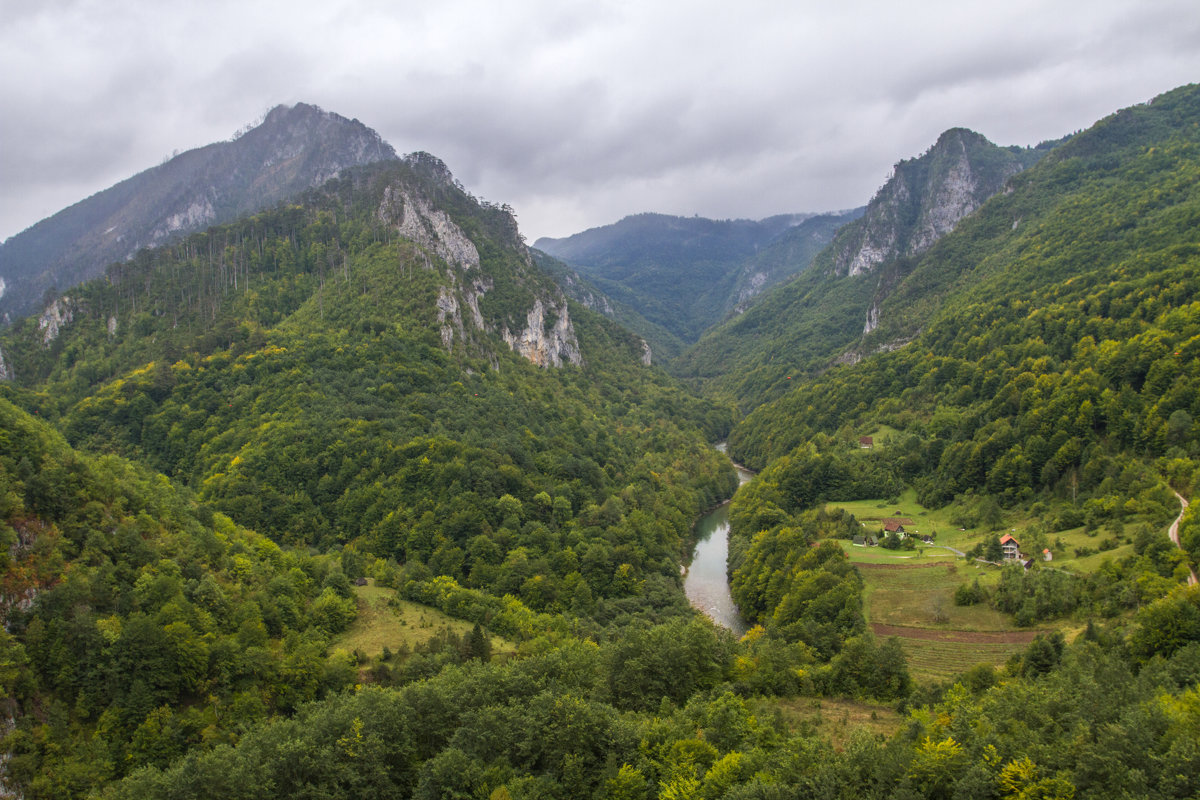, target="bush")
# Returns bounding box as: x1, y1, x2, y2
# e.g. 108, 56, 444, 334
954, 579, 987, 606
